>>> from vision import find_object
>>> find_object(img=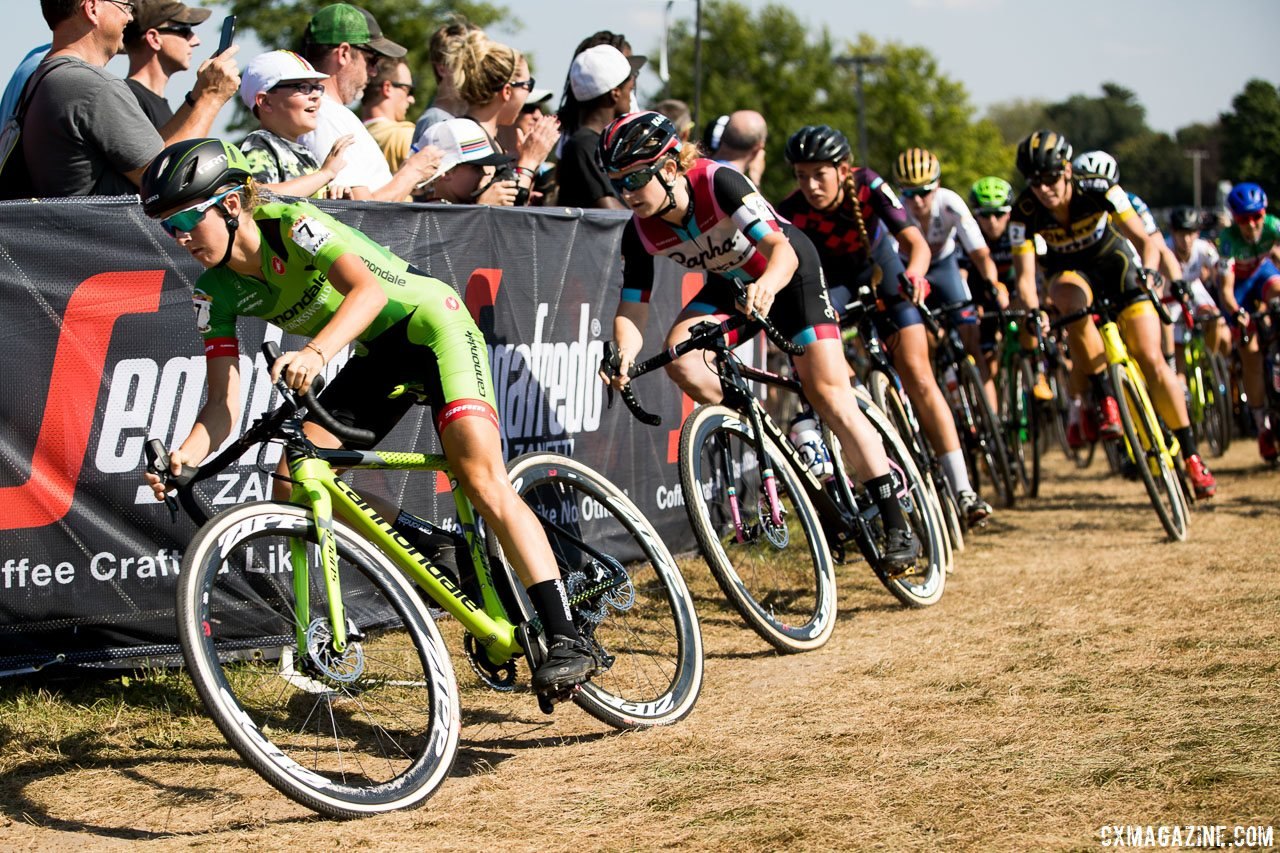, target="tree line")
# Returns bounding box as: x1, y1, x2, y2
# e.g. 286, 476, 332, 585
229, 0, 1279, 210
